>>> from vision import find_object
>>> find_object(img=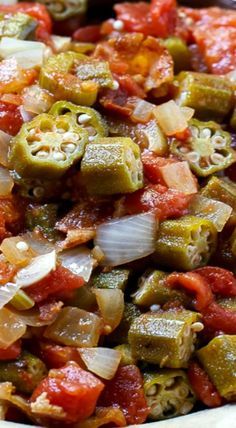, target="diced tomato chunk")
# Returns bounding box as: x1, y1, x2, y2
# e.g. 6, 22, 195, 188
99, 365, 149, 425
150, 0, 177, 38
188, 361, 222, 408
73, 25, 101, 43
0, 340, 21, 360
0, 102, 23, 136
202, 301, 236, 335
31, 362, 104, 423
194, 267, 236, 297
141, 153, 177, 184
40, 343, 84, 369
26, 265, 84, 303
